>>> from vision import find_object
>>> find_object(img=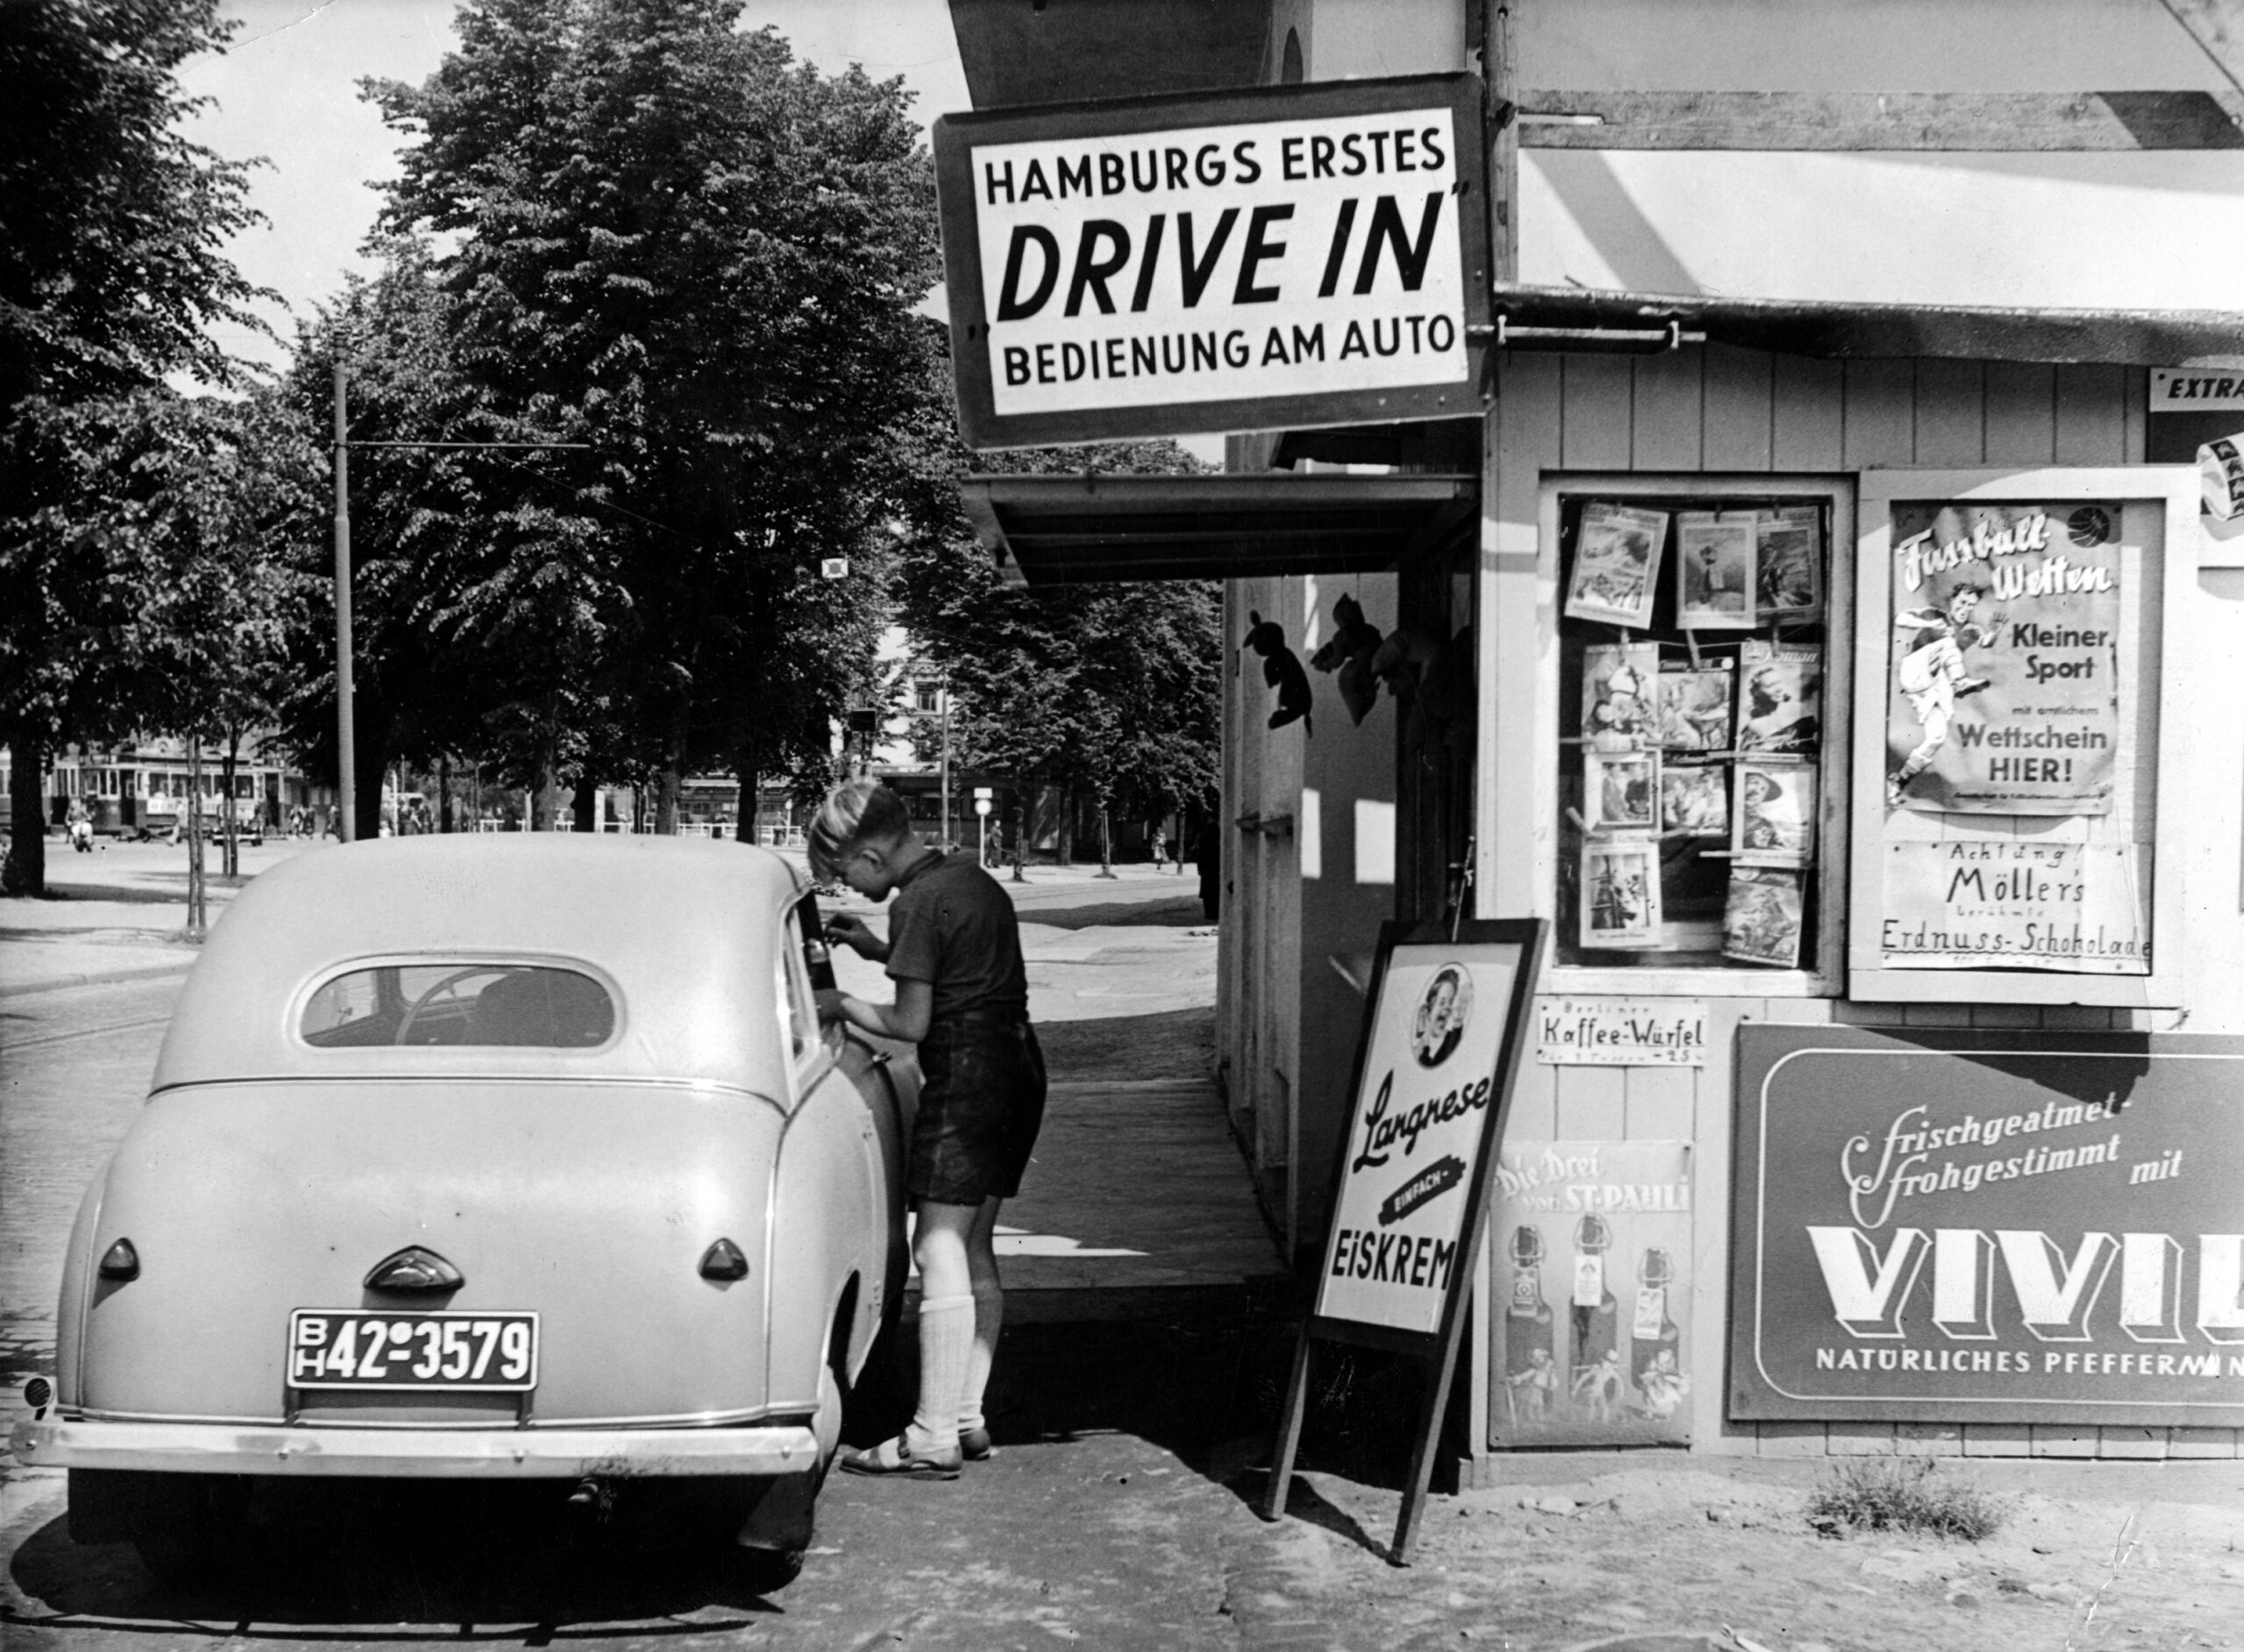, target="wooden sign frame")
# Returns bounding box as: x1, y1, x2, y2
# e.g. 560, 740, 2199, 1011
1262, 915, 1547, 1563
